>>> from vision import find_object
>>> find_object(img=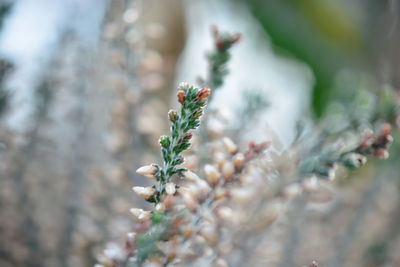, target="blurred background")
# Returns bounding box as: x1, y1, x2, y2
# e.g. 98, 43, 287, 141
0, 0, 399, 266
